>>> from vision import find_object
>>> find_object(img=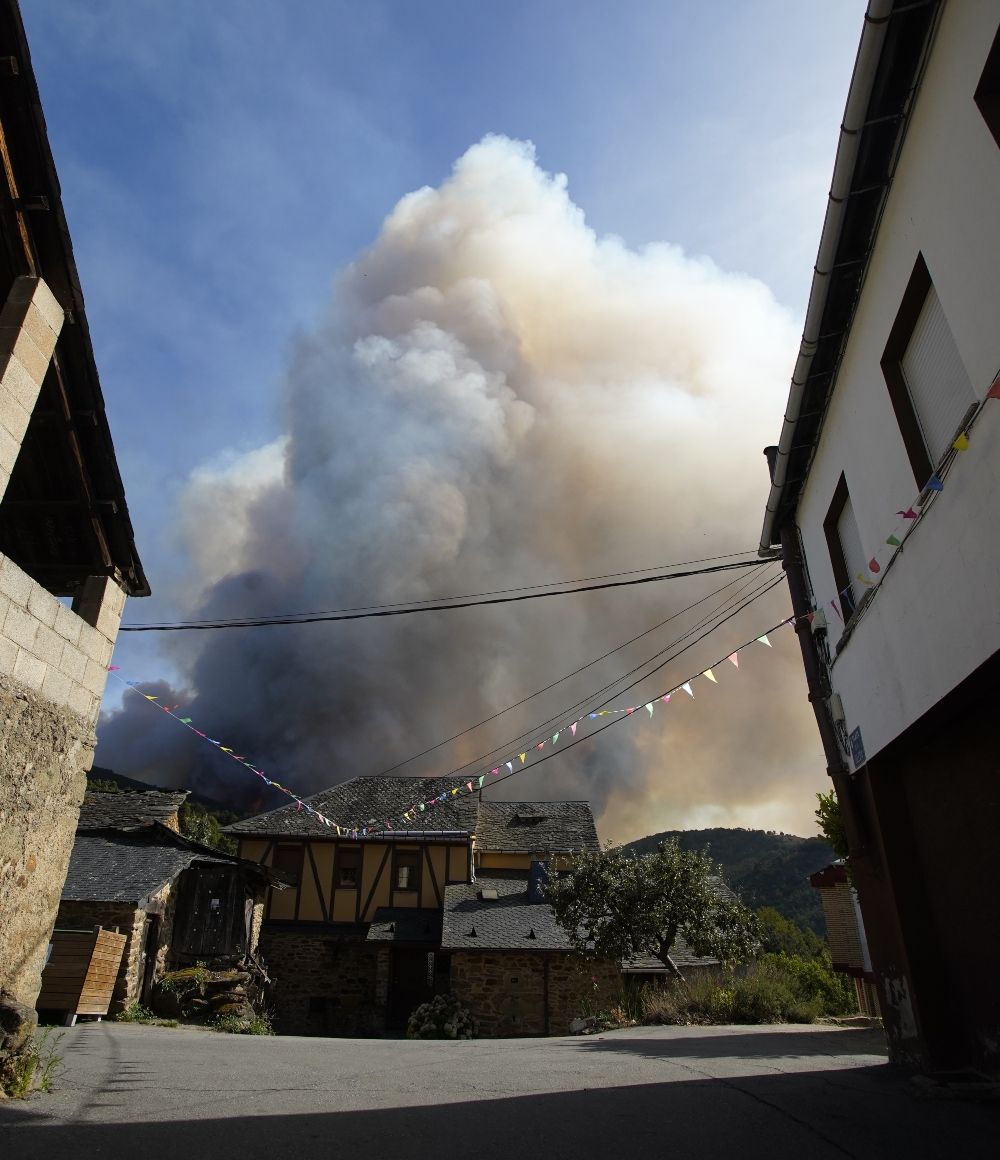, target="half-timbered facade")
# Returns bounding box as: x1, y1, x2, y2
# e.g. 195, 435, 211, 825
226, 777, 608, 1036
